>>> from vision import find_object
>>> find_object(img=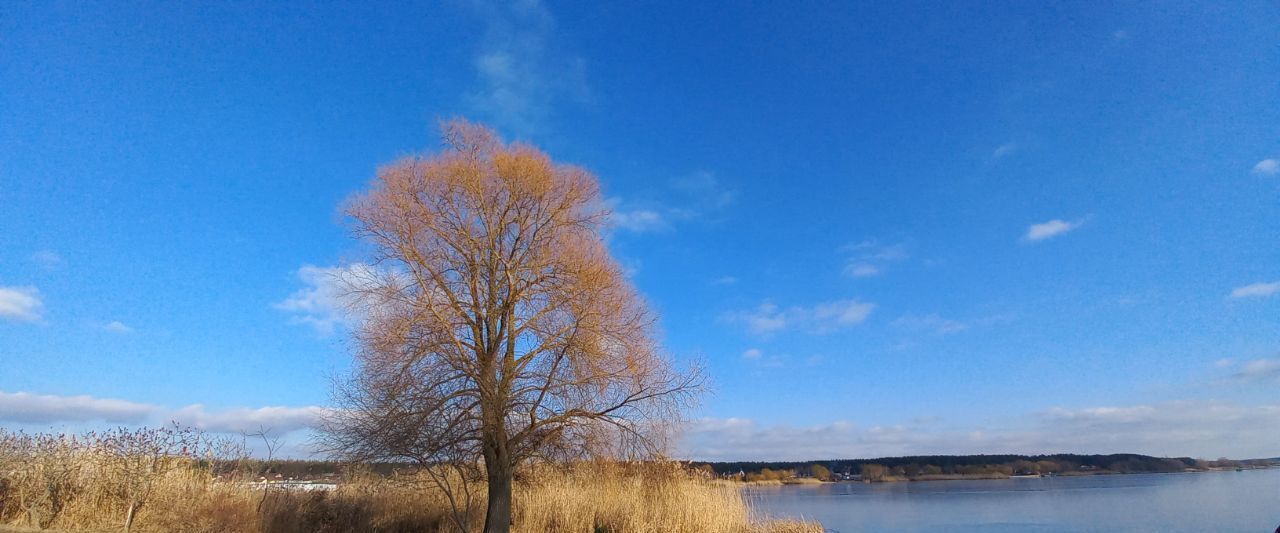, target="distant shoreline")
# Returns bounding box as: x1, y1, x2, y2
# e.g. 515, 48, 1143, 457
698, 453, 1280, 485
732, 465, 1278, 487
